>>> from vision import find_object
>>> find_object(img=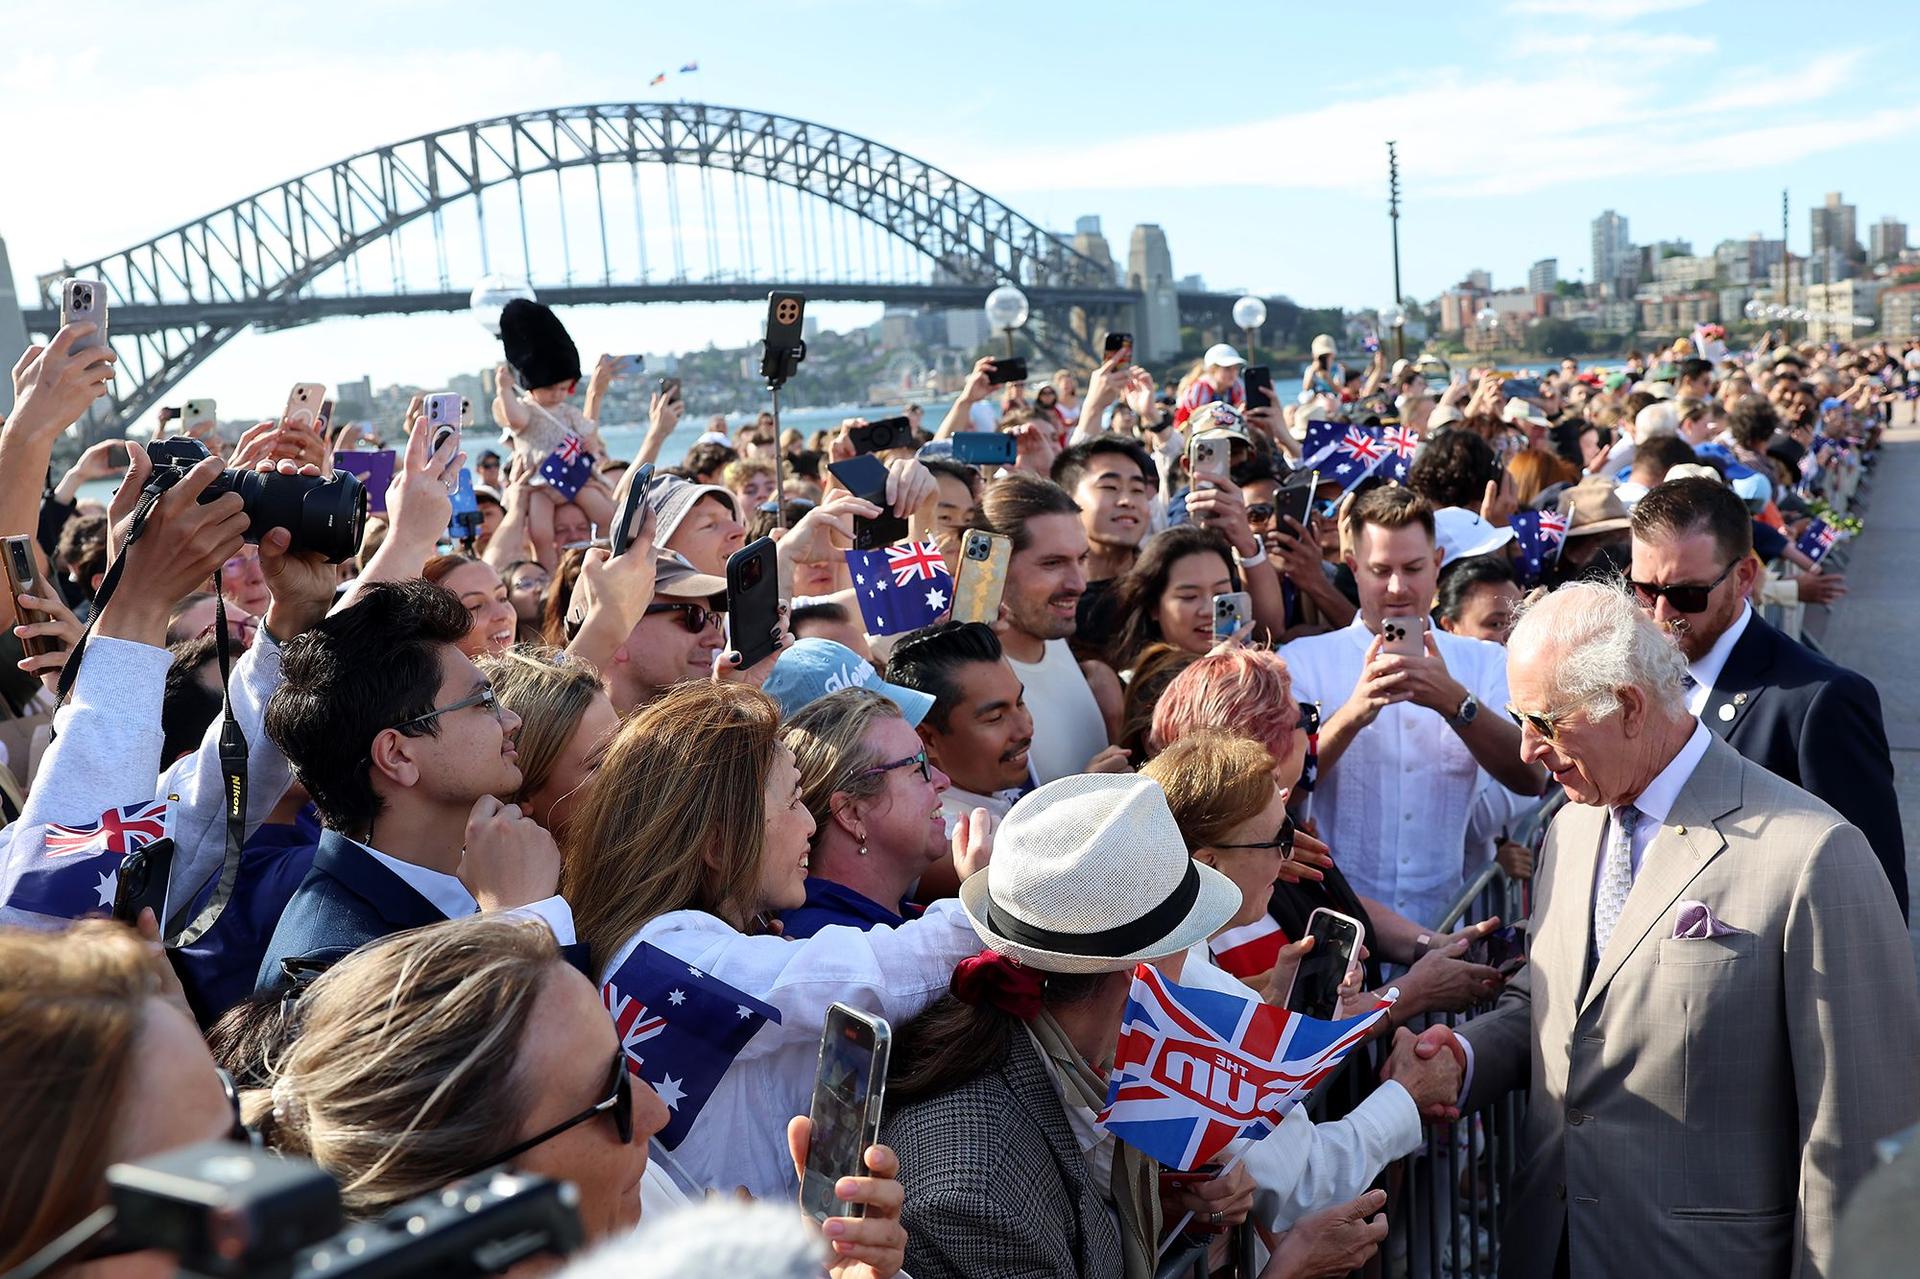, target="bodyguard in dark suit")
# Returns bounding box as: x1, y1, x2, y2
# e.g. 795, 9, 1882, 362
1629, 477, 1906, 918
